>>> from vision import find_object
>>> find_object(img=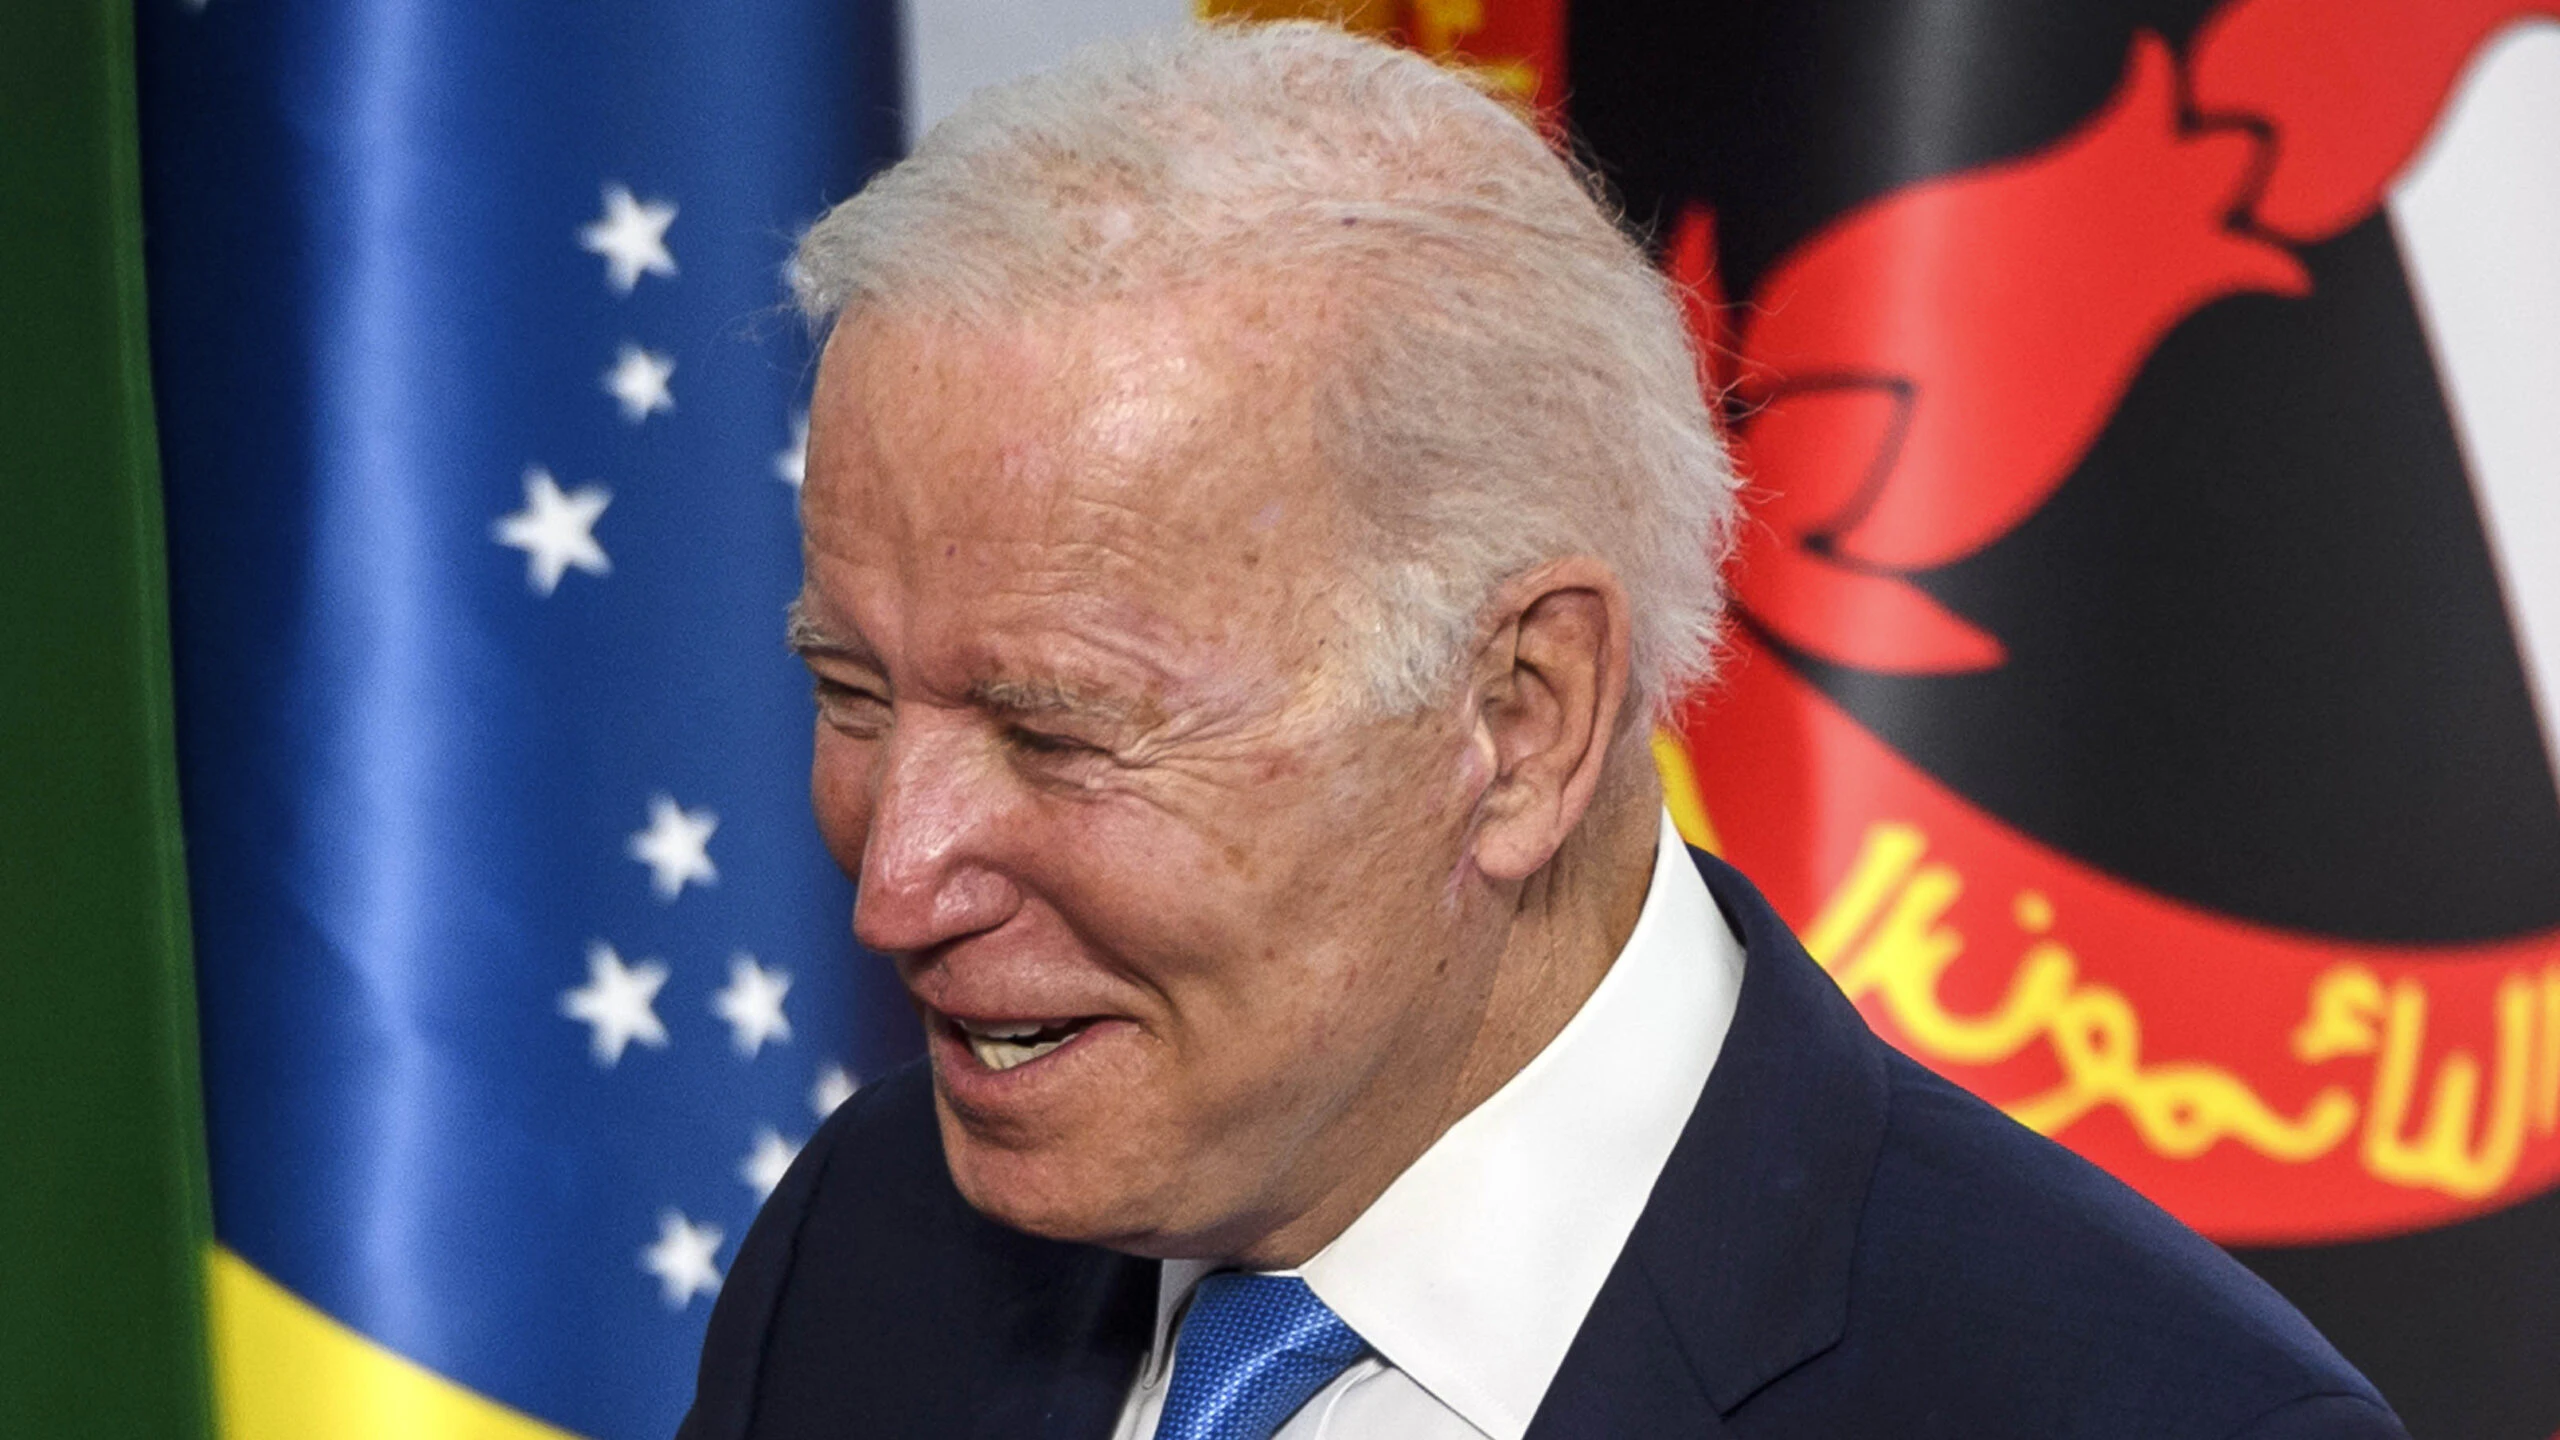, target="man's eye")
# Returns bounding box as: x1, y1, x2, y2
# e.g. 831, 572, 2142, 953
813, 679, 889, 729
1006, 725, 1104, 760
